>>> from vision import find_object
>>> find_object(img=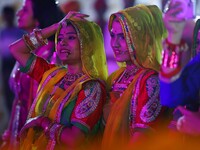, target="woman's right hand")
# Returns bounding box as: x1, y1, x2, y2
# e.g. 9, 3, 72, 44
59, 11, 89, 24
163, 1, 186, 34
